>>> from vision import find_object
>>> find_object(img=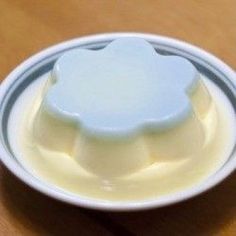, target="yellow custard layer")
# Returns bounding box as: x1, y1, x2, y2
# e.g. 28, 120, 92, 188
8, 73, 236, 201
